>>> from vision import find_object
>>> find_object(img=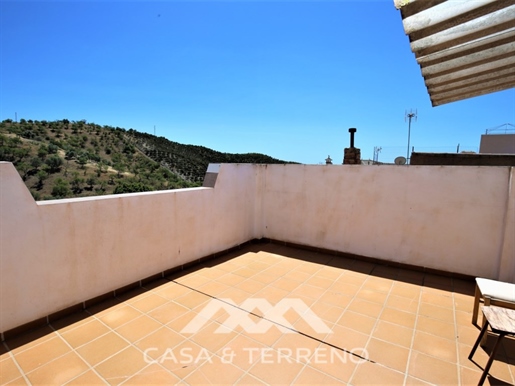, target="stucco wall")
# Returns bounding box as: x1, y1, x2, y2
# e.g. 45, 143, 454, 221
0, 162, 257, 333
261, 164, 514, 282
1, 162, 514, 334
